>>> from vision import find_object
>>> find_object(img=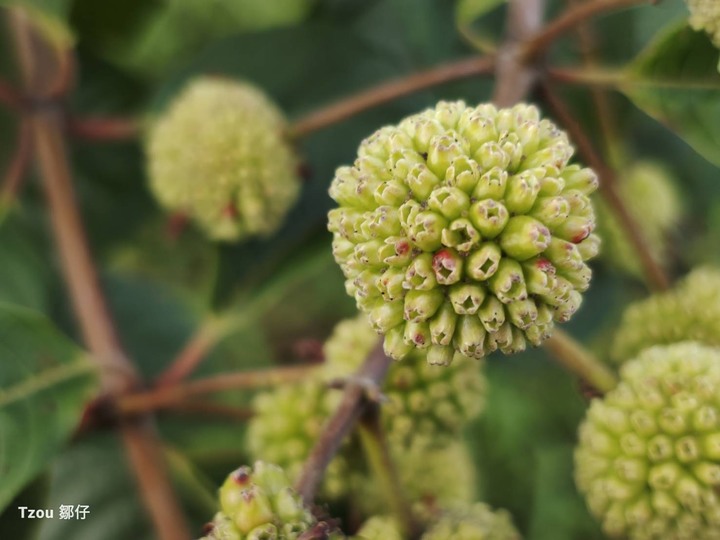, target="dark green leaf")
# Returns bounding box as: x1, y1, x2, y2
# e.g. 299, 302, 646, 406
622, 23, 720, 166
0, 304, 97, 511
